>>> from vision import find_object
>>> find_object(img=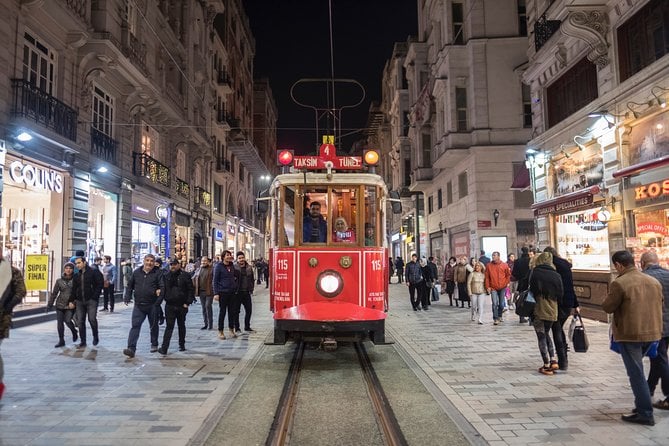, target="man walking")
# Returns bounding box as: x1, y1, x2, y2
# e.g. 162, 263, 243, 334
484, 251, 511, 325
213, 250, 239, 340
428, 256, 439, 302
395, 256, 405, 284
405, 254, 426, 311
71, 256, 104, 348
602, 250, 663, 425
158, 260, 195, 354
640, 251, 669, 410
196, 256, 215, 330
101, 255, 117, 312
234, 251, 255, 333
123, 254, 165, 358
